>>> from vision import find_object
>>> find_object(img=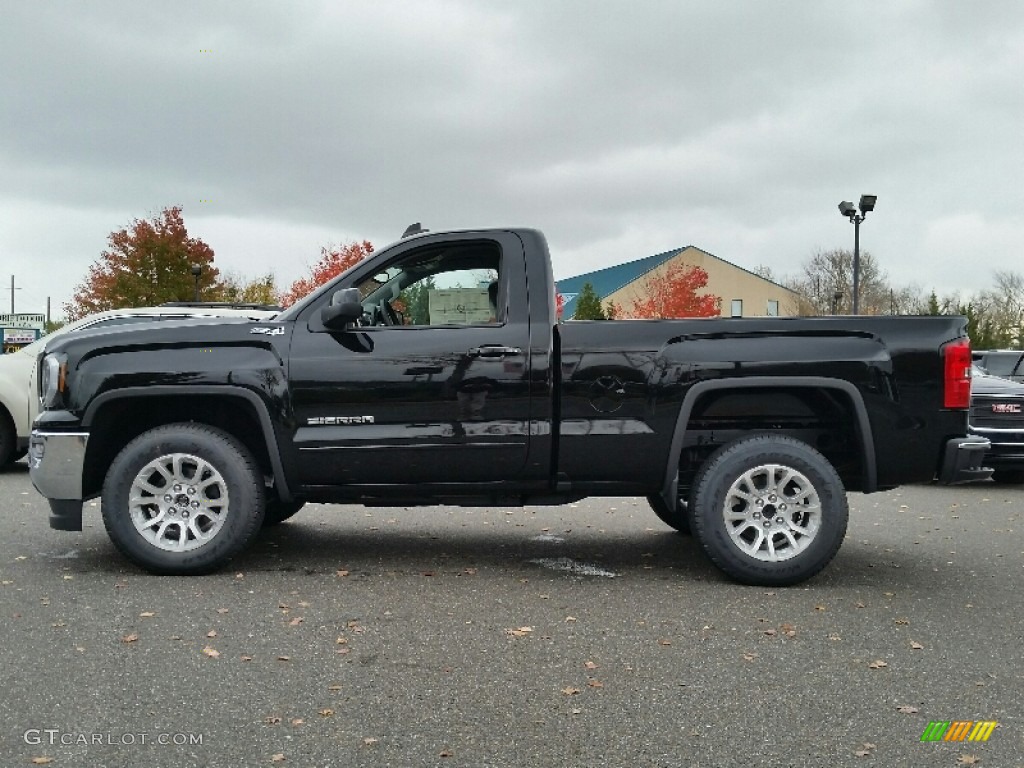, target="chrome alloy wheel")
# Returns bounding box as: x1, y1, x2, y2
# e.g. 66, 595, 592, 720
722, 462, 821, 562
128, 452, 230, 552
